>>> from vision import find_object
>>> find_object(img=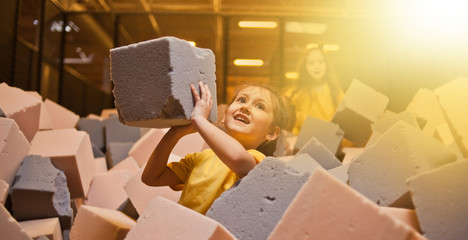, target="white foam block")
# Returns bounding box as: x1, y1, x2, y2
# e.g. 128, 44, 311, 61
29, 129, 95, 199
19, 218, 63, 240
331, 79, 389, 146
285, 153, 322, 175
268, 168, 426, 240
111, 36, 217, 128
295, 137, 341, 170
328, 163, 350, 183
434, 77, 468, 157
0, 118, 30, 187
125, 197, 235, 240
69, 205, 135, 240
368, 111, 418, 146
341, 147, 363, 165
295, 116, 344, 154
0, 83, 41, 141
407, 159, 468, 240
348, 121, 457, 207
